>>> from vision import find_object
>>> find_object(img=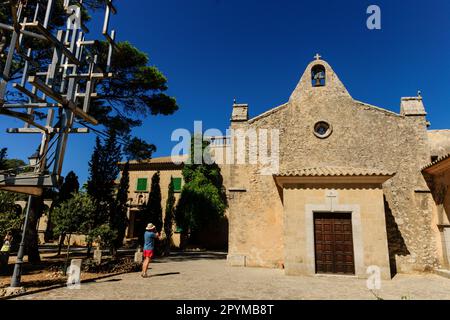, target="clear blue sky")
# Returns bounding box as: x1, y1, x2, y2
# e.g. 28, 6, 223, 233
1, 0, 450, 184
